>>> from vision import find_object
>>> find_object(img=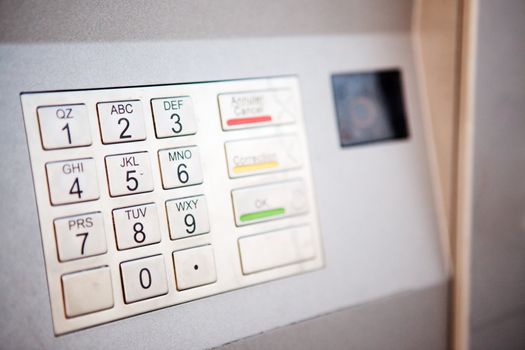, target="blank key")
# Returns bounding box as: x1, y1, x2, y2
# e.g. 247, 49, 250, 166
238, 225, 316, 275
62, 266, 114, 318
